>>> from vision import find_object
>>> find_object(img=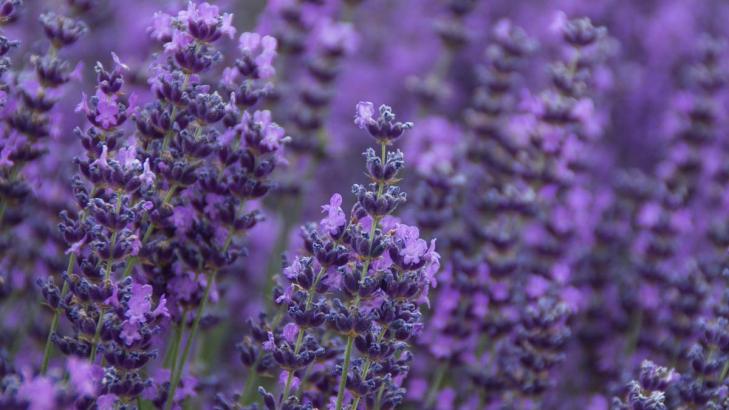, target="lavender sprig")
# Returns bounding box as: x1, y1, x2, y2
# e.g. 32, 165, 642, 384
249, 102, 439, 410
